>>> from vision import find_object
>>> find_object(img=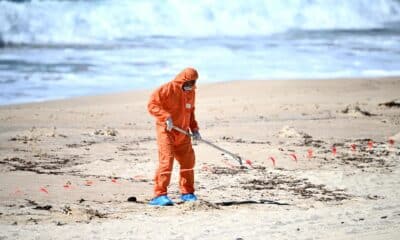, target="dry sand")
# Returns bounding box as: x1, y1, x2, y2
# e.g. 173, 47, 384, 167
0, 77, 400, 239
